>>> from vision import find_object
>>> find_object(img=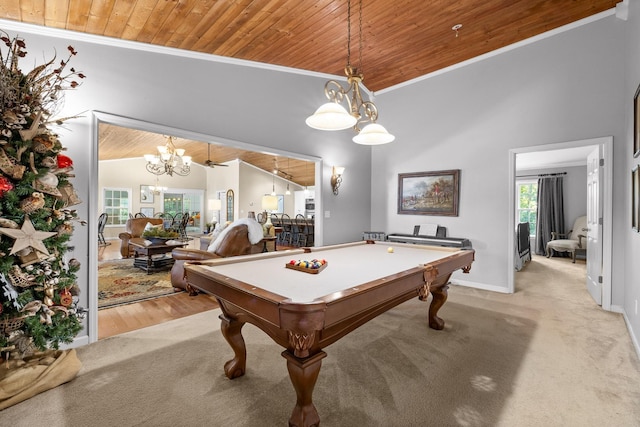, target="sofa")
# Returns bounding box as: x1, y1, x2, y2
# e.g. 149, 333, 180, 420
171, 218, 265, 294
118, 217, 165, 258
